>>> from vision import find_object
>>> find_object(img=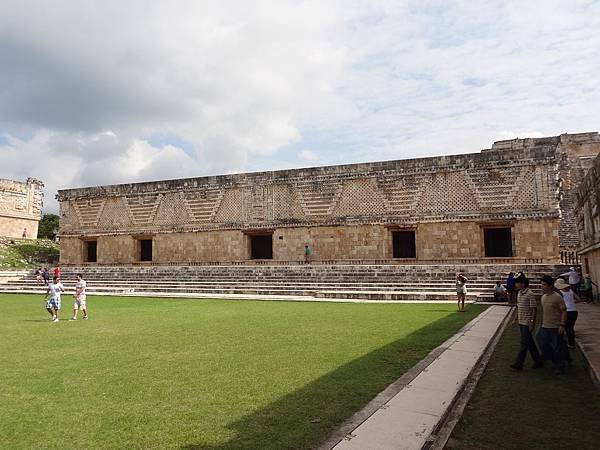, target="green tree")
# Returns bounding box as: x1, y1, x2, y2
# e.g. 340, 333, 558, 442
37, 214, 59, 240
